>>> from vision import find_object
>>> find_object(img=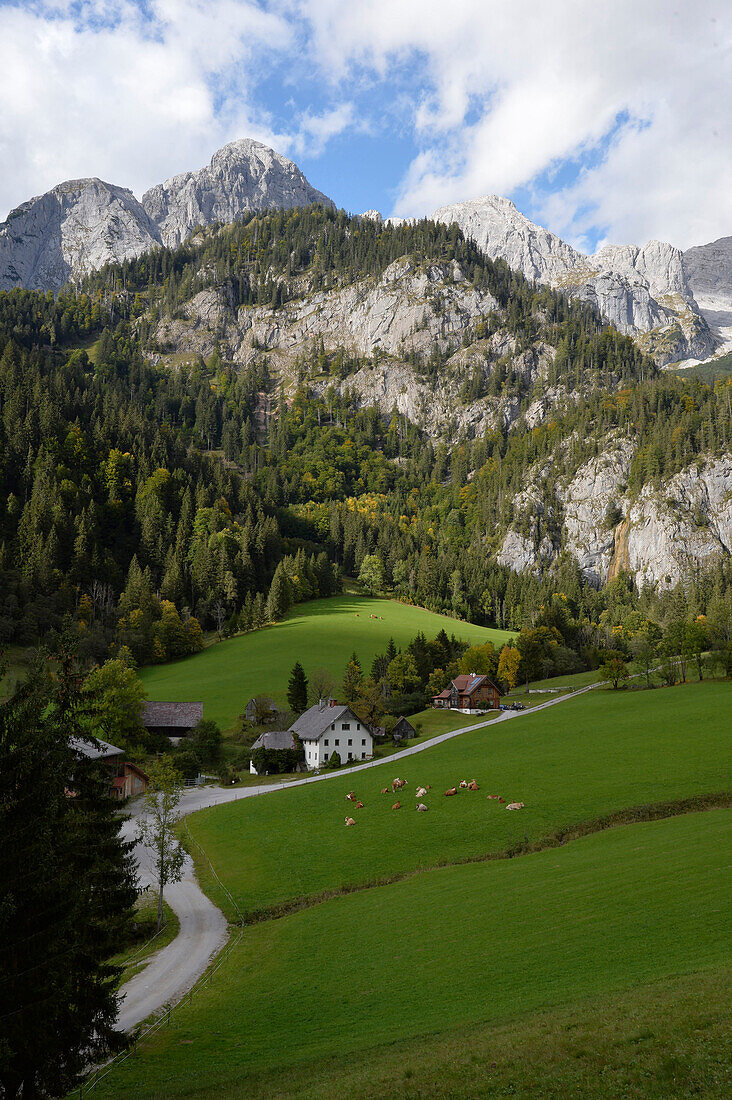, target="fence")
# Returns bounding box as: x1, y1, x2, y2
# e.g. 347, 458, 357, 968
78, 923, 245, 1096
